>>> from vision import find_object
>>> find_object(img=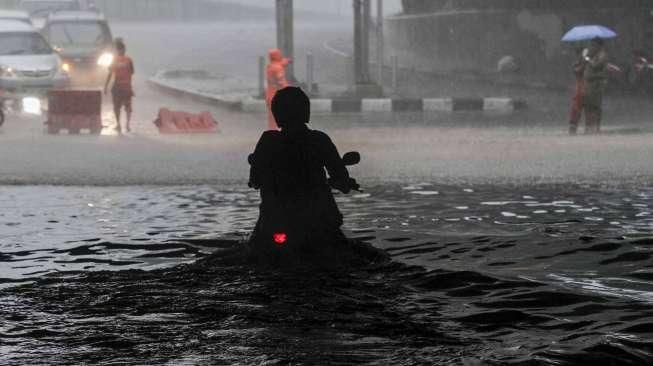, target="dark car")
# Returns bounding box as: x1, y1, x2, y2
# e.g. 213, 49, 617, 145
40, 10, 113, 85
20, 0, 81, 28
